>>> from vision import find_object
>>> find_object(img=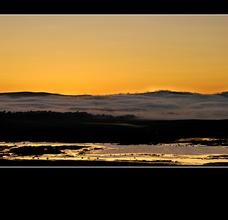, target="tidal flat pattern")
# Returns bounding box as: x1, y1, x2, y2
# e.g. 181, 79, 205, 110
1, 138, 228, 166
